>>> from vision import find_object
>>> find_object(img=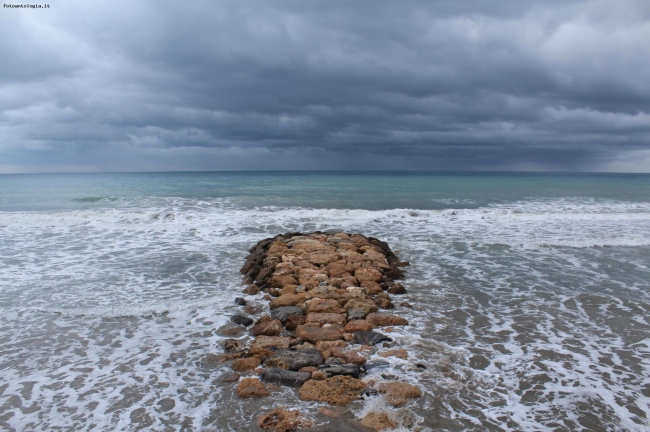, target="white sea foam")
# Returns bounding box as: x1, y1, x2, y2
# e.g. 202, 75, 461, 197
0, 197, 649, 430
